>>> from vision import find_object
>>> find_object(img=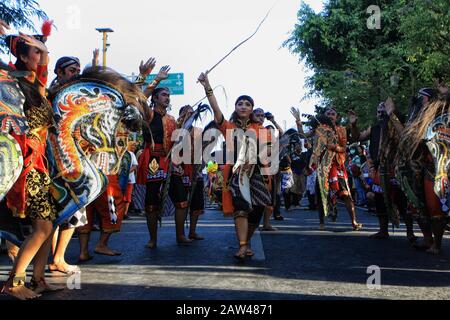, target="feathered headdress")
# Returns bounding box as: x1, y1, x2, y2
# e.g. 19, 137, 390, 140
6, 20, 53, 57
